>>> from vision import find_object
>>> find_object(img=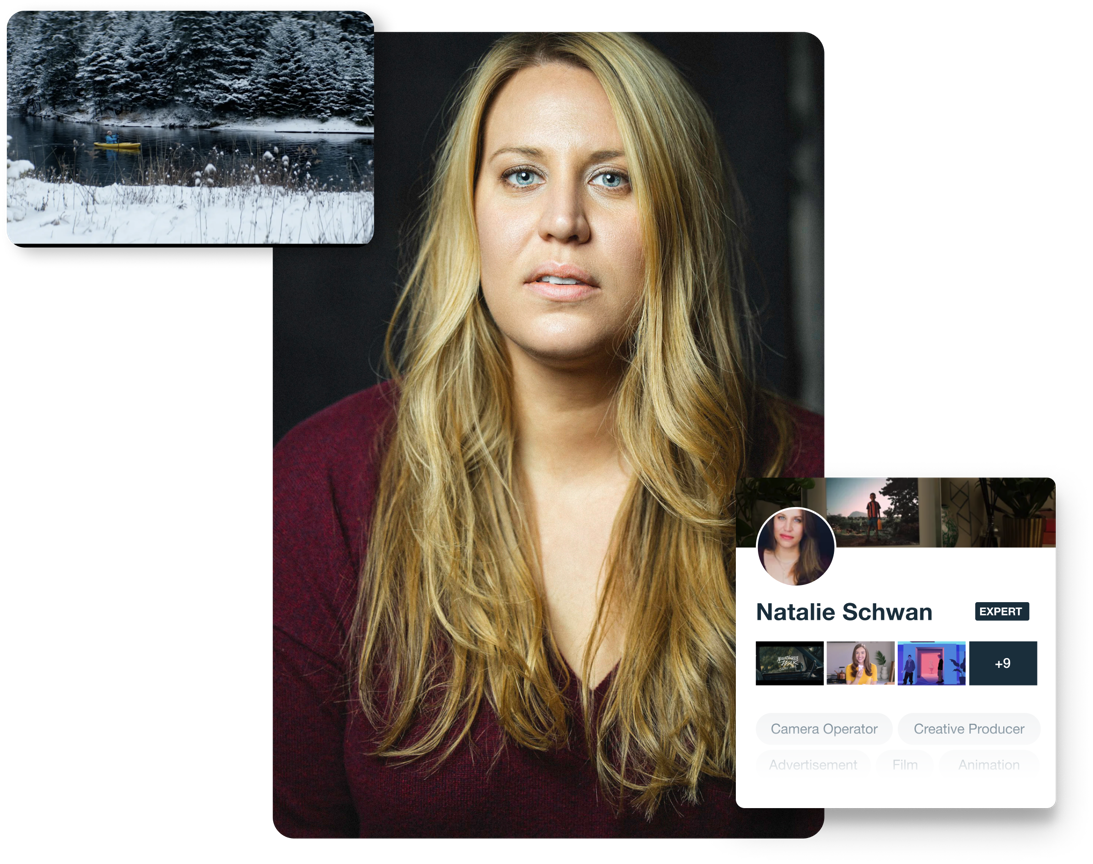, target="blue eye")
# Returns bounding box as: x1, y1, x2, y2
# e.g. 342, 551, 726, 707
592, 171, 628, 189
504, 168, 540, 187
